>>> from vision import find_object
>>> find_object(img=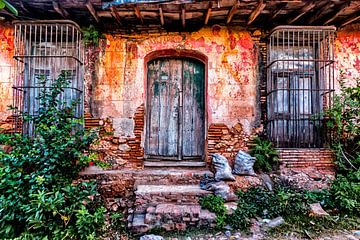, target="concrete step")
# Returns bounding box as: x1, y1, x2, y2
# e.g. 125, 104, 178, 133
134, 184, 212, 213
129, 204, 216, 233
